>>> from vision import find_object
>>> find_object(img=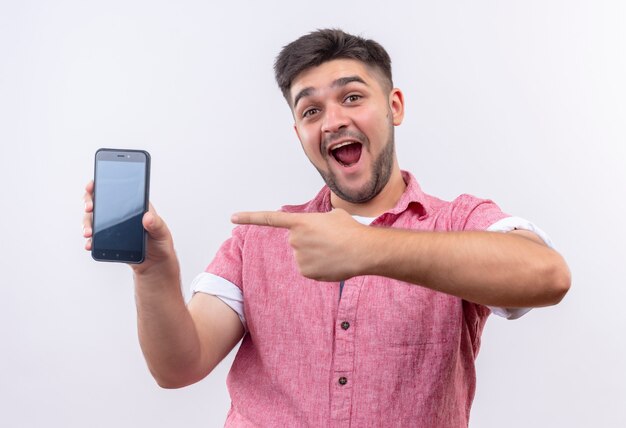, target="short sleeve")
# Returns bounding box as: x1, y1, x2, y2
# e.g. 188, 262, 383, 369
487, 216, 554, 248
486, 216, 556, 320
189, 225, 250, 330
448, 195, 555, 320
191, 272, 247, 331
204, 225, 249, 292
449, 194, 510, 232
